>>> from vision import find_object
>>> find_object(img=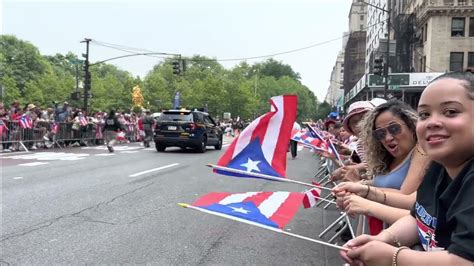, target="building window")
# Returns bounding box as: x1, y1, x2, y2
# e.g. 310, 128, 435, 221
424, 23, 428, 41
468, 52, 474, 68
458, 0, 466, 5
423, 56, 426, 72
360, 24, 364, 30
450, 52, 464, 71
451, 17, 465, 37
360, 15, 364, 20
444, 0, 454, 5
470, 17, 474, 37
